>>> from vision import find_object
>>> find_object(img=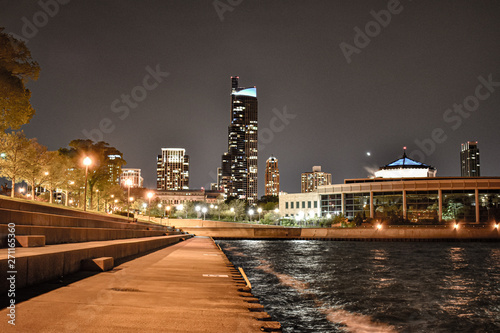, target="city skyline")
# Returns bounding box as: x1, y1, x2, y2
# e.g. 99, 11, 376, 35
1, 1, 499, 196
